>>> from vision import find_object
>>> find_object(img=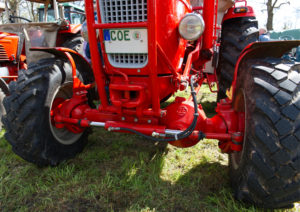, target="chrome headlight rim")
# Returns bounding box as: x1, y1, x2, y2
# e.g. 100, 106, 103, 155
179, 13, 205, 41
